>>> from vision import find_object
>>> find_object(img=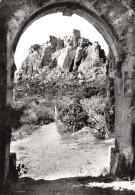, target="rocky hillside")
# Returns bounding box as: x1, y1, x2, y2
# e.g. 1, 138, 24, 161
16, 29, 106, 80
13, 30, 115, 141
